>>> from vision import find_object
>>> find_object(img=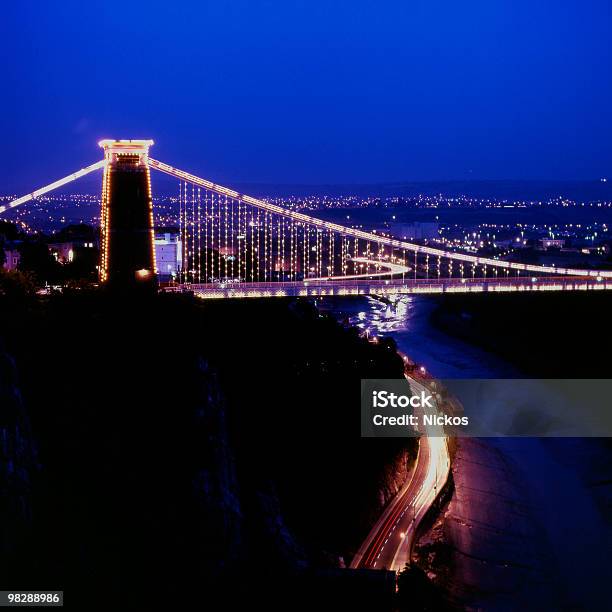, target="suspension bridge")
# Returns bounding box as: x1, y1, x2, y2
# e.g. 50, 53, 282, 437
2, 139, 611, 296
